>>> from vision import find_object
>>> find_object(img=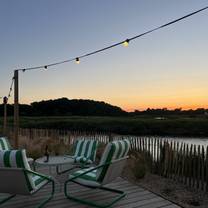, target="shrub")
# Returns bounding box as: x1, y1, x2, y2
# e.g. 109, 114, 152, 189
128, 150, 150, 179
